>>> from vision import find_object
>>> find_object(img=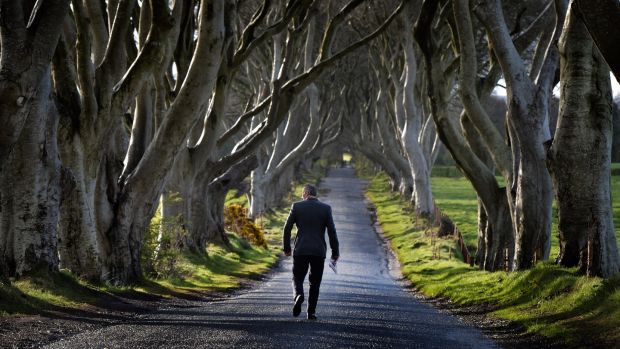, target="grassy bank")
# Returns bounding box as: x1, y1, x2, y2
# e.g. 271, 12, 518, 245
0, 228, 284, 317
0, 230, 279, 316
366, 171, 620, 348
0, 164, 327, 317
